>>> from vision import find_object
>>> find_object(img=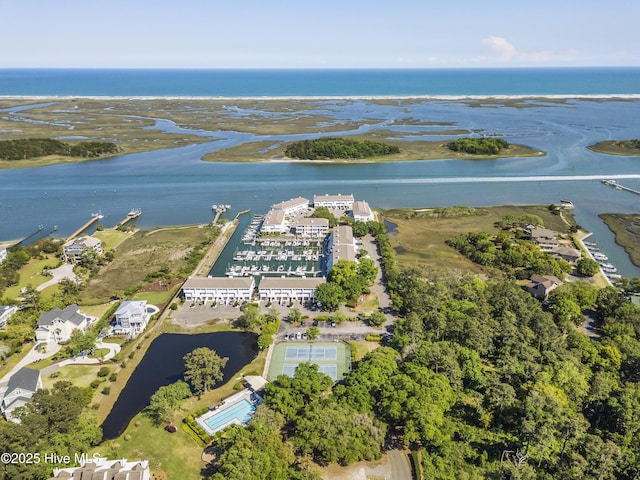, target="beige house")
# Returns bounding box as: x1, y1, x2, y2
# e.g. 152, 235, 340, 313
525, 274, 562, 299
551, 246, 582, 264
529, 228, 559, 251
260, 209, 288, 234
327, 225, 356, 271
272, 197, 309, 216
62, 235, 103, 263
